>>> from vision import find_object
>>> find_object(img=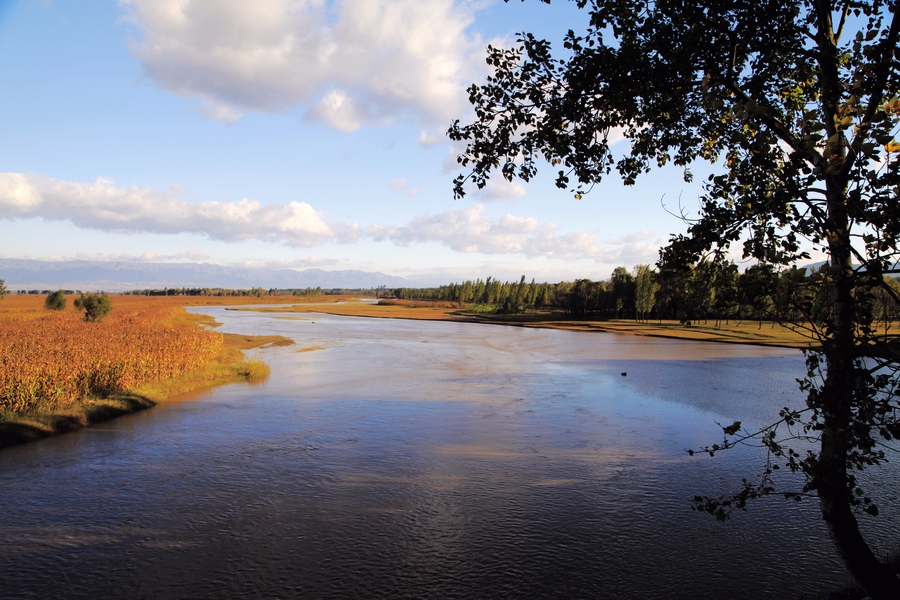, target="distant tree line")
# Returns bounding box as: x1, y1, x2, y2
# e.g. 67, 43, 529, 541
387, 263, 900, 328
